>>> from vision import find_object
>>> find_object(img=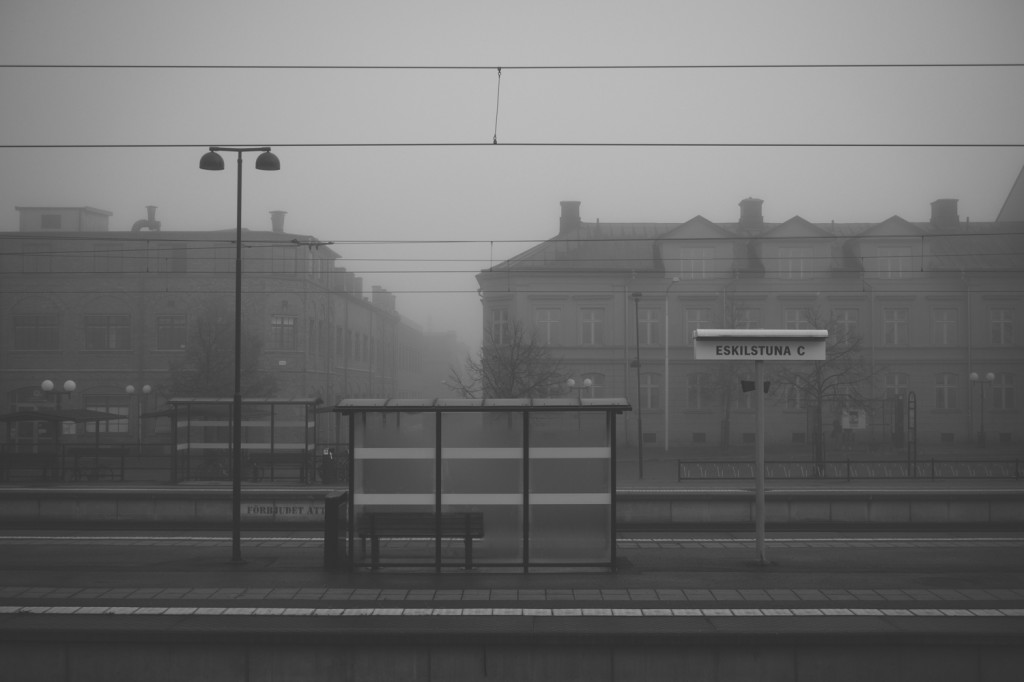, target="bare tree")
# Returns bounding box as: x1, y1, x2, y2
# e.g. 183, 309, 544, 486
447, 318, 566, 399
770, 307, 883, 468
169, 298, 278, 398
